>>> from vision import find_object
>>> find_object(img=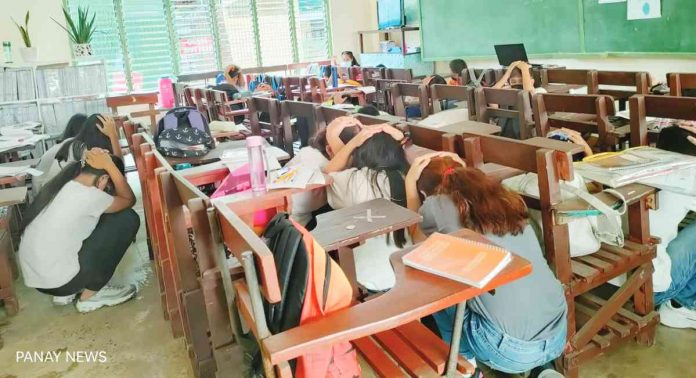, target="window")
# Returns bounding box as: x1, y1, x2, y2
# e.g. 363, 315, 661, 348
67, 0, 332, 93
